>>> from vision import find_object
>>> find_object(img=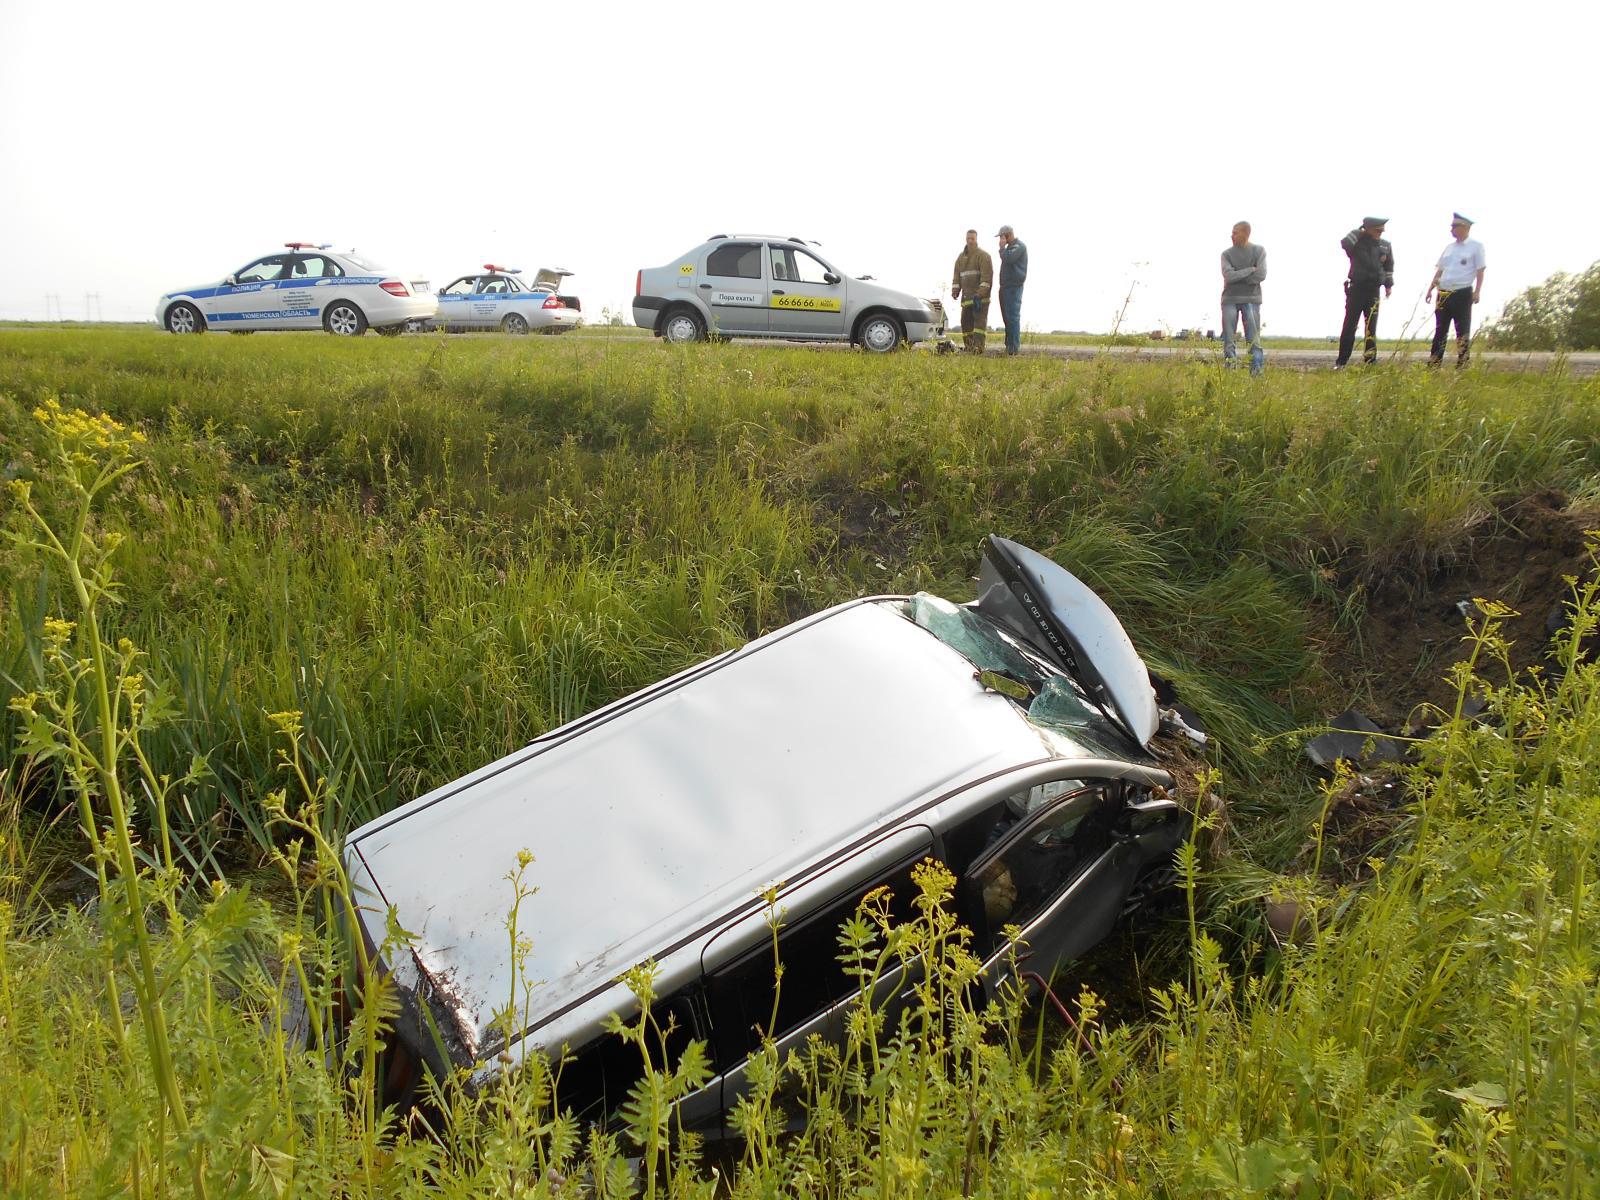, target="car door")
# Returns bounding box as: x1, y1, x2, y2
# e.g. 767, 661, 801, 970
697, 240, 769, 335
205, 254, 290, 327
766, 244, 846, 339
436, 276, 478, 327
700, 826, 931, 1136
468, 275, 513, 328
955, 780, 1136, 1001
282, 253, 343, 328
